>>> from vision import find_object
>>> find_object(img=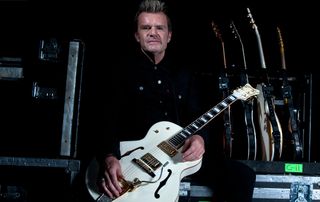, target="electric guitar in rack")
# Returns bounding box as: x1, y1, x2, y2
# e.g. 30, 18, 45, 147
211, 20, 233, 158
85, 84, 259, 202
277, 26, 303, 161
247, 8, 283, 161
230, 21, 257, 160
